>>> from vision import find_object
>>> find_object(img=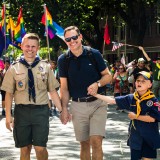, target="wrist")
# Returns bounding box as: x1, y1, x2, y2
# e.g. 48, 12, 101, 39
96, 81, 101, 87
